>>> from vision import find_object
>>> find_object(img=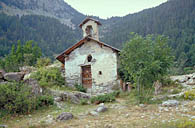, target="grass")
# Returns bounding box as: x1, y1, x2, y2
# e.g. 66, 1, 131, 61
150, 118, 195, 128
49, 85, 75, 92
1, 96, 195, 128
0, 101, 97, 128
